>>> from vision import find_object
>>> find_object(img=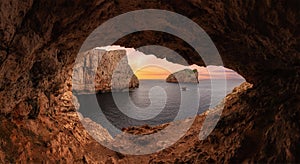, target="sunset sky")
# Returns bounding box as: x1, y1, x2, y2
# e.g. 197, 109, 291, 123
98, 45, 244, 80
134, 66, 171, 79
